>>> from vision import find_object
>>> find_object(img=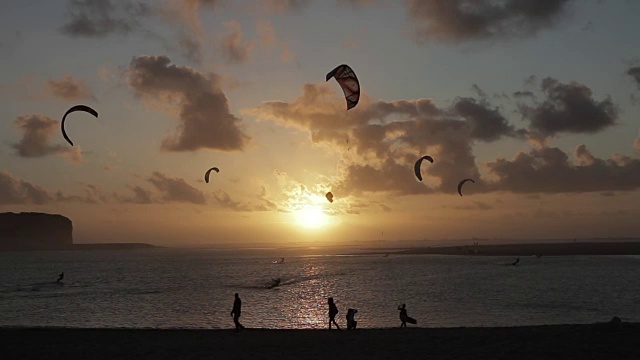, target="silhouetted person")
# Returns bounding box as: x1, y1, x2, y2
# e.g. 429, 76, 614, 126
56, 272, 64, 283
346, 308, 358, 330
398, 304, 408, 328
512, 258, 520, 266
280, 257, 284, 263
328, 297, 340, 330
230, 293, 244, 332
